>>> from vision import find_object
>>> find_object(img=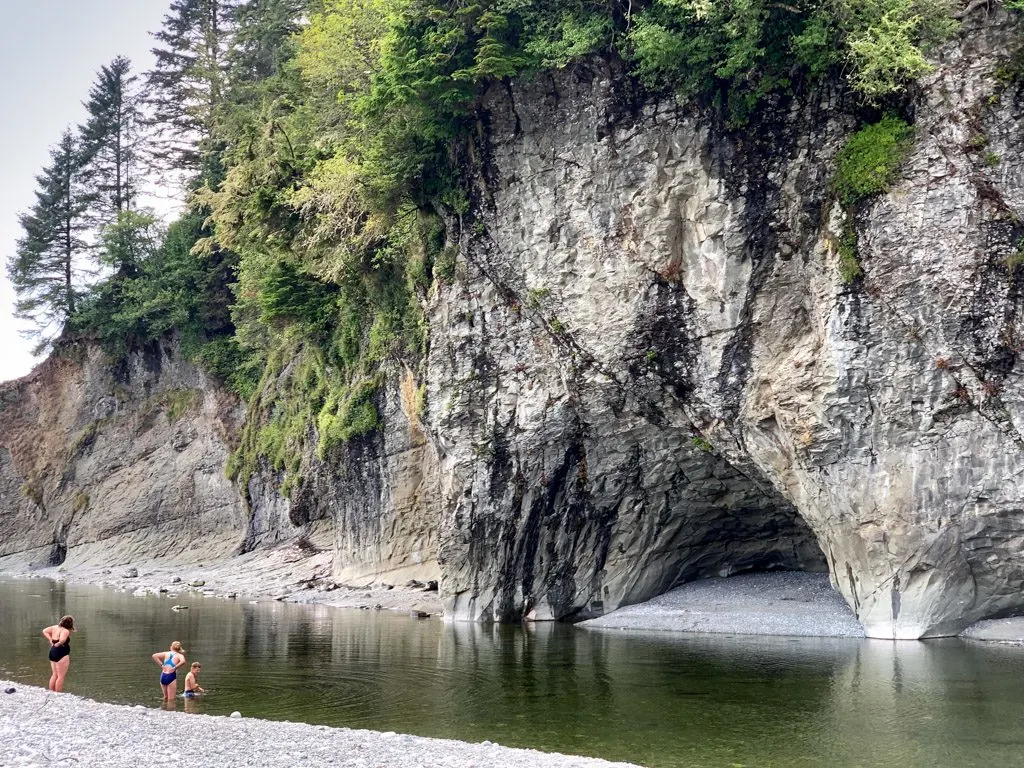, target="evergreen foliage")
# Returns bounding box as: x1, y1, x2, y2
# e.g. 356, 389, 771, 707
7, 130, 93, 351
78, 56, 144, 220
146, 0, 239, 173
